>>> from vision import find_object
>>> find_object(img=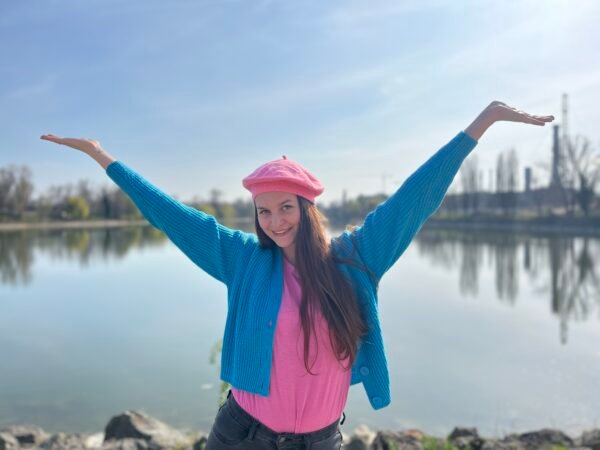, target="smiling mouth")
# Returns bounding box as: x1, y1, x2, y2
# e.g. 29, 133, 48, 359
273, 228, 292, 236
